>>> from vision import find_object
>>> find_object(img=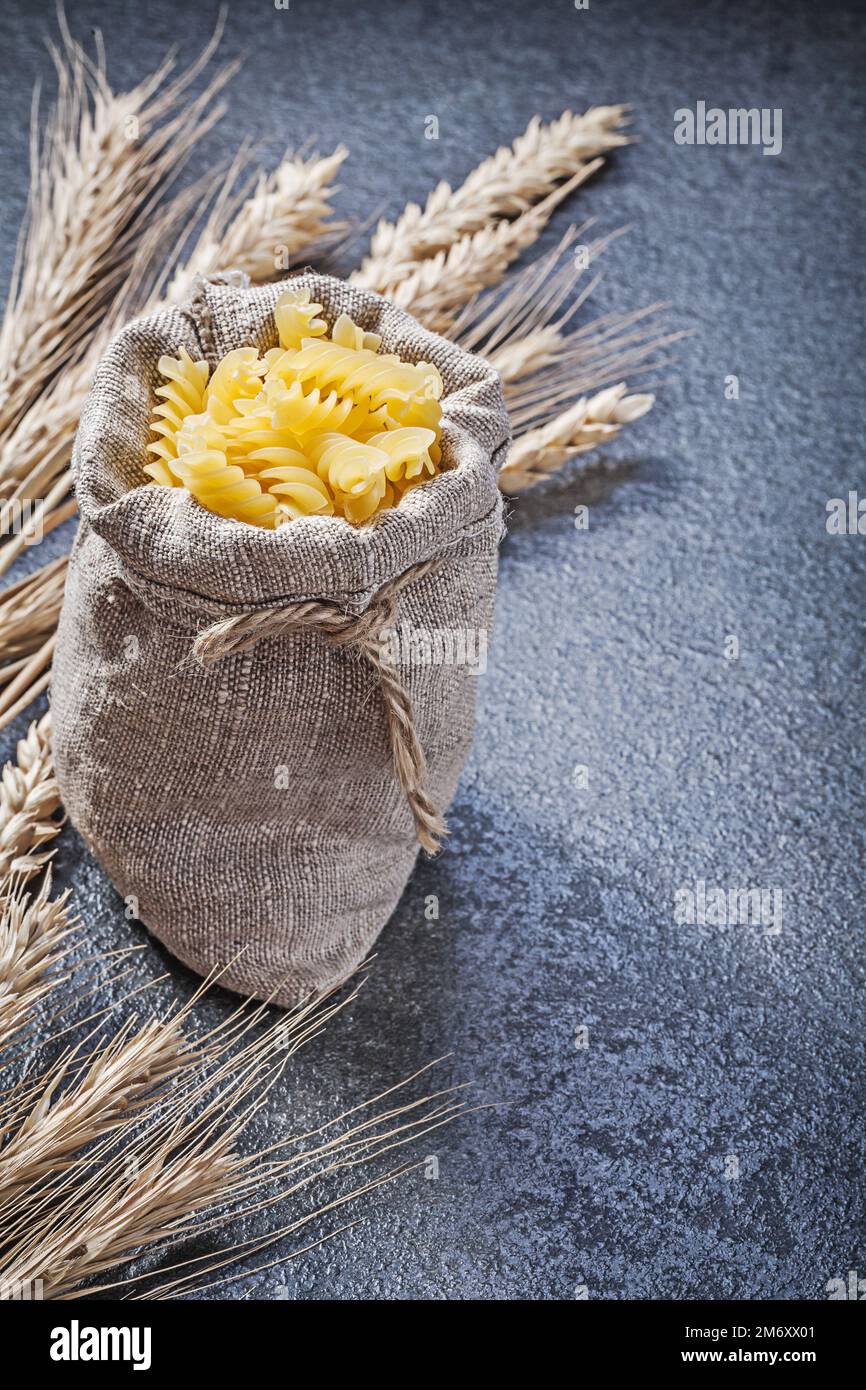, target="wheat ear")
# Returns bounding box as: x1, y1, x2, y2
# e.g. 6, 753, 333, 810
0, 873, 75, 1055
0, 1013, 187, 1196
168, 144, 348, 299
0, 716, 65, 1049
0, 962, 473, 1299
498, 382, 656, 493
353, 106, 628, 292
0, 714, 61, 884
0, 144, 348, 579
0, 14, 235, 446
385, 164, 602, 334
